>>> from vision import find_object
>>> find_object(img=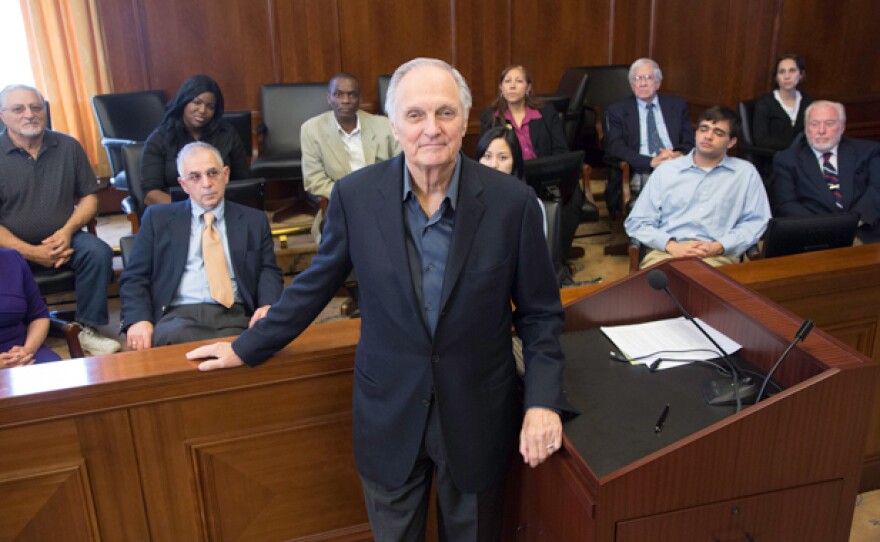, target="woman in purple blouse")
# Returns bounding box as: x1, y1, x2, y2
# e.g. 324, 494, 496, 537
479, 64, 568, 158
0, 248, 62, 367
